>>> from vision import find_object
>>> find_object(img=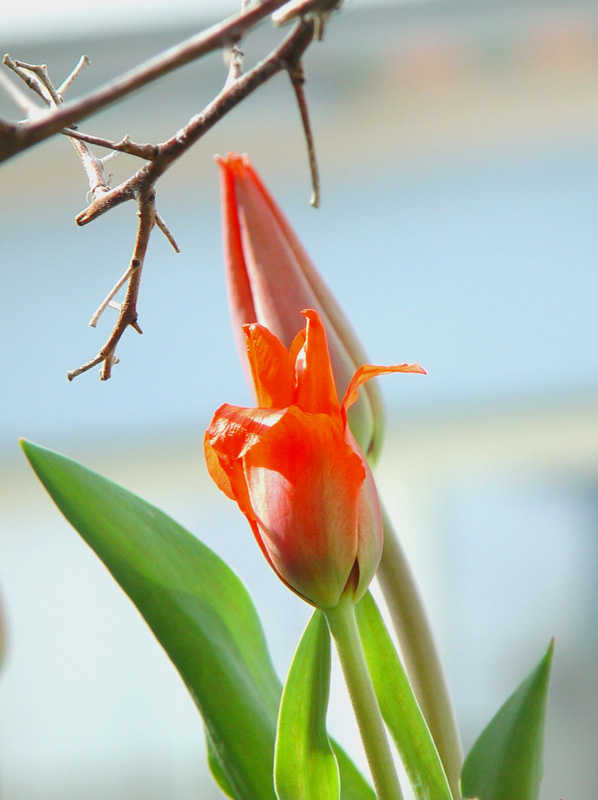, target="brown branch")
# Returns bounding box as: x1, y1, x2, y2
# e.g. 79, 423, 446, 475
75, 19, 316, 226
57, 55, 90, 98
273, 0, 341, 39
67, 189, 156, 380
289, 61, 320, 207
7, 57, 112, 203
63, 19, 316, 379
3, 56, 52, 106
65, 19, 315, 379
155, 211, 180, 252
4, 8, 321, 381
0, 0, 295, 163
61, 129, 158, 160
